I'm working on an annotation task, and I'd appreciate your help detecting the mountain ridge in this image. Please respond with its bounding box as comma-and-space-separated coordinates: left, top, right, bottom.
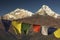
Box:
36, 5, 60, 18
2, 8, 34, 20
1, 5, 60, 20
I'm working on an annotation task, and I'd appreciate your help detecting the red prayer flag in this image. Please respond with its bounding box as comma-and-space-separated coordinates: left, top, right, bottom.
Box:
33, 25, 41, 32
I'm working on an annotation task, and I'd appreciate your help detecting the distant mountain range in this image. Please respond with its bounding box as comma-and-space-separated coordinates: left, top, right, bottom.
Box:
1, 5, 60, 20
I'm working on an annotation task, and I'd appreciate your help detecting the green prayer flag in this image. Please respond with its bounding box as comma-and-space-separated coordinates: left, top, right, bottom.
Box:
22, 23, 31, 34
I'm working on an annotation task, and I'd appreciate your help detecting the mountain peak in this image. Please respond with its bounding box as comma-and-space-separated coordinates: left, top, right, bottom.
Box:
42, 5, 48, 9
37, 5, 54, 13
14, 8, 20, 12
36, 5, 60, 18
2, 8, 34, 20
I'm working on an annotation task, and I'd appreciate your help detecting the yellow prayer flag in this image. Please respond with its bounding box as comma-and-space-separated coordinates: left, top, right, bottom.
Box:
54, 29, 60, 38
11, 21, 21, 34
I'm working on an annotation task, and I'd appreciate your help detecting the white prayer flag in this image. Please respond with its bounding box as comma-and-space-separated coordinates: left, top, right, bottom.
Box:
41, 26, 48, 35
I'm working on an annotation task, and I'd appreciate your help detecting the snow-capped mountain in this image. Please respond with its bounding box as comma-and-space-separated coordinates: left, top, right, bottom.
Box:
1, 5, 60, 20
36, 5, 60, 18
2, 8, 34, 20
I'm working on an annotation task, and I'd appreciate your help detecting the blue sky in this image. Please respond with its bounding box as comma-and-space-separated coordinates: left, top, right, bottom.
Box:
0, 0, 60, 15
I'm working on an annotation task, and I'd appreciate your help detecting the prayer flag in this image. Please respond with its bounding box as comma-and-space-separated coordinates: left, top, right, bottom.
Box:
2, 19, 11, 32
54, 29, 60, 38
21, 23, 31, 34
41, 26, 48, 35
48, 27, 57, 35
11, 21, 22, 34
33, 24, 41, 33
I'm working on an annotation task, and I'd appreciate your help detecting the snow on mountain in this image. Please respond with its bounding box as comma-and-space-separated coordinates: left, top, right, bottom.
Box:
1, 5, 60, 20
2, 8, 34, 20
36, 5, 60, 18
